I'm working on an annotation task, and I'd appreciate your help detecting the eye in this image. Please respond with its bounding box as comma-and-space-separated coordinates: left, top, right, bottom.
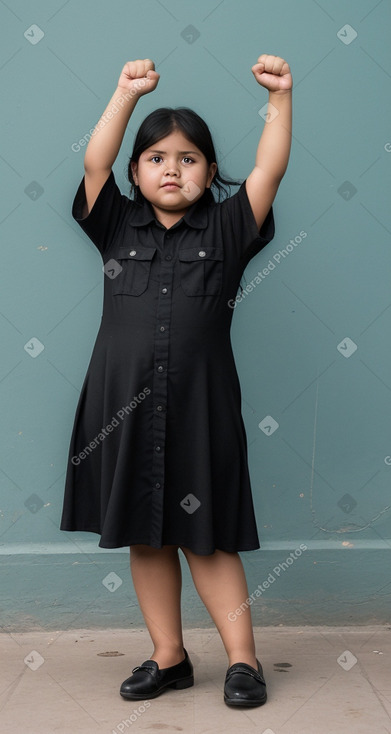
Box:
149, 155, 195, 164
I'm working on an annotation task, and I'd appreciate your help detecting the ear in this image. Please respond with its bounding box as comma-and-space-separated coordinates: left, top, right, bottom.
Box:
206, 162, 217, 188
131, 161, 139, 185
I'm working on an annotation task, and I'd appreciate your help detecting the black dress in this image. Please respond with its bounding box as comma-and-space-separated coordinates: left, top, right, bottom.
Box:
60, 171, 275, 554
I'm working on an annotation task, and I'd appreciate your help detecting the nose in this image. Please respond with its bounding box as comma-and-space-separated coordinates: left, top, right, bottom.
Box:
164, 160, 180, 175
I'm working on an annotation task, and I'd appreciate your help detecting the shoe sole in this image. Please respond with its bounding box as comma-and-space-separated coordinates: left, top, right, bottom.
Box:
224, 693, 267, 707
120, 675, 194, 700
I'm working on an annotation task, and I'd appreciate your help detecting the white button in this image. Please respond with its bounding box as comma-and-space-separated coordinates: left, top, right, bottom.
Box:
198, 250, 206, 257
129, 250, 136, 256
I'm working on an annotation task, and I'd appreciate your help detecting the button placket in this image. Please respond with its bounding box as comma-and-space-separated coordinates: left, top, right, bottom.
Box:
150, 231, 175, 545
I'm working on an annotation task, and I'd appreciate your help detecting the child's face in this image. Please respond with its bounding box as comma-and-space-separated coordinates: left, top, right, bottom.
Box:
131, 130, 217, 218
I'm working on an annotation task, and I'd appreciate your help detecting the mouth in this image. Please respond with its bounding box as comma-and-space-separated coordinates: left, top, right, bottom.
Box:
162, 183, 180, 188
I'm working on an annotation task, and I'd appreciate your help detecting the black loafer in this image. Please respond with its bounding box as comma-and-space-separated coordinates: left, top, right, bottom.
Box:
224, 659, 267, 707
120, 648, 194, 700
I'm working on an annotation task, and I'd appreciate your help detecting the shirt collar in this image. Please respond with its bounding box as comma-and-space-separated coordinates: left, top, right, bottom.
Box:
127, 188, 212, 230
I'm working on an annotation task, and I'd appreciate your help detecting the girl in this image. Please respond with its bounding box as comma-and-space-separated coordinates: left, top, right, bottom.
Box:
61, 55, 292, 707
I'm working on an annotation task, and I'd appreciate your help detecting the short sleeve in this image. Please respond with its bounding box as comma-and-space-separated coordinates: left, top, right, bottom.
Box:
221, 179, 275, 265
71, 169, 131, 256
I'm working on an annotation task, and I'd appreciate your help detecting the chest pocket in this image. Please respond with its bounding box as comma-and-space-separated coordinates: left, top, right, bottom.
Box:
112, 245, 157, 296
178, 246, 224, 296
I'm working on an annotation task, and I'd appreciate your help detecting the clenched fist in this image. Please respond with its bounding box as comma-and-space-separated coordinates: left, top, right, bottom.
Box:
251, 54, 292, 93
117, 59, 160, 97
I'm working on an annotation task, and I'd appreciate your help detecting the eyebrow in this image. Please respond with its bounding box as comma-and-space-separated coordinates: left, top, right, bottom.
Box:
148, 149, 201, 156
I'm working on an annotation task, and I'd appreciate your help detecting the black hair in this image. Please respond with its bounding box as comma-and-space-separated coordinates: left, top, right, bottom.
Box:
126, 106, 243, 205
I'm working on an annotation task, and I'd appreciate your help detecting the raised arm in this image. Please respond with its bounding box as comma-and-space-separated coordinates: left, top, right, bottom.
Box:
81, 59, 160, 216
245, 54, 293, 230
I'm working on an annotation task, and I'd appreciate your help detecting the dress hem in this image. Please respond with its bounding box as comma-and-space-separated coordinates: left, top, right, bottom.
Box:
60, 526, 260, 554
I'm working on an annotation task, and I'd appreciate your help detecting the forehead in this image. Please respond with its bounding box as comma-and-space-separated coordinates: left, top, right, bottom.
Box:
144, 130, 202, 155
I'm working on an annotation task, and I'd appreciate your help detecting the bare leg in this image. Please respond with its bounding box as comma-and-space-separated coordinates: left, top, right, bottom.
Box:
180, 547, 258, 669
129, 544, 185, 669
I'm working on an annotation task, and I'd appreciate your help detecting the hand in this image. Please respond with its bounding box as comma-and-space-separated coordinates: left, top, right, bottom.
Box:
251, 54, 292, 93
117, 59, 160, 97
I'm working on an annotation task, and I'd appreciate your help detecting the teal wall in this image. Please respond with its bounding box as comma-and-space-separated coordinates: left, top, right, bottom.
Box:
1, 0, 390, 630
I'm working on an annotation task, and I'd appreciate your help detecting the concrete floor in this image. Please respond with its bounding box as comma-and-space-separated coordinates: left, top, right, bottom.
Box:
1, 626, 390, 734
